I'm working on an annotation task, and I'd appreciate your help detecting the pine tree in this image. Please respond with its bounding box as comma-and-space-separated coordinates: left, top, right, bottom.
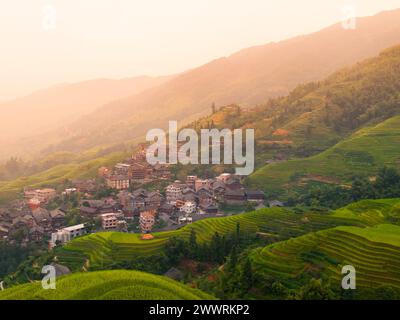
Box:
189, 229, 198, 258
211, 102, 216, 114
225, 246, 238, 272
235, 222, 241, 244
239, 258, 253, 292
210, 232, 223, 263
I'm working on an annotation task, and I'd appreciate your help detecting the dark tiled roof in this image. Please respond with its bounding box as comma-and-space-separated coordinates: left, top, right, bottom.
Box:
245, 190, 265, 197
225, 189, 246, 197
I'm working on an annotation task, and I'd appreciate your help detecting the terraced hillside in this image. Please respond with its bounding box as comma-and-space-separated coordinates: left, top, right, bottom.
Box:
249, 224, 400, 299
3, 44, 400, 204
248, 115, 400, 198
0, 270, 214, 300
57, 206, 372, 270
331, 198, 400, 225
0, 147, 133, 204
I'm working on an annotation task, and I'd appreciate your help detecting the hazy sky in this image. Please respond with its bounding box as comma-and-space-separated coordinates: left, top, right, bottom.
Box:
1, 0, 399, 100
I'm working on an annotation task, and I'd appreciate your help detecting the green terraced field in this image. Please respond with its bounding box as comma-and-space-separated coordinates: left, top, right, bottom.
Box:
0, 150, 130, 204
248, 115, 400, 198
0, 270, 214, 300
331, 199, 400, 225
57, 205, 371, 270
249, 223, 400, 297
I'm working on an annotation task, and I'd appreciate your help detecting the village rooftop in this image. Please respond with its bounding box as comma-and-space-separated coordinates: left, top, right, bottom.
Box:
146, 121, 255, 175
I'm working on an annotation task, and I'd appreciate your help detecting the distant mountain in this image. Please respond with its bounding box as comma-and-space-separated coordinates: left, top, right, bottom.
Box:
0, 75, 173, 159
2, 43, 400, 203
246, 44, 400, 198
48, 9, 400, 153
2, 9, 400, 201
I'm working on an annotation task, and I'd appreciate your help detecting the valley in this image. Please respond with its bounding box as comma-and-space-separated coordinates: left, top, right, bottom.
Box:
2, 7, 400, 302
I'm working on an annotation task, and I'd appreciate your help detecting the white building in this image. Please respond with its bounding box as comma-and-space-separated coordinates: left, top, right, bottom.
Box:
24, 188, 57, 203
50, 224, 86, 247
180, 201, 197, 215
166, 182, 184, 204
101, 213, 119, 230
139, 210, 156, 233
63, 188, 77, 196
106, 175, 130, 190
178, 215, 193, 225
115, 163, 131, 170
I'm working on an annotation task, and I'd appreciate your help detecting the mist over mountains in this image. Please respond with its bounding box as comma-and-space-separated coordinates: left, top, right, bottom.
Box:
2, 9, 400, 160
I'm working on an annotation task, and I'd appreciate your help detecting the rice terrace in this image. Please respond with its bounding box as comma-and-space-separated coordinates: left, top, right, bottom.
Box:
3, 2, 400, 315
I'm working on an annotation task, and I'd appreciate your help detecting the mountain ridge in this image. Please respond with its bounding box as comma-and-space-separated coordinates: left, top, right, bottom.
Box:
31, 8, 400, 154
0, 75, 174, 159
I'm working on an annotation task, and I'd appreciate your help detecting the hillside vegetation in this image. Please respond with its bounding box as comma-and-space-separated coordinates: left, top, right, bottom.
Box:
0, 150, 130, 204
248, 115, 400, 198
5, 199, 400, 300
3, 32, 400, 203
0, 270, 214, 300
46, 9, 400, 154
3, 11, 400, 198
200, 200, 400, 300
243, 44, 400, 198
248, 223, 400, 299
176, 44, 400, 195
56, 203, 386, 270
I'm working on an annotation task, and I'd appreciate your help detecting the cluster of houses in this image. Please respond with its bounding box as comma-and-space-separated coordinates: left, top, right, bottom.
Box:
0, 171, 270, 246
0, 144, 276, 246
165, 173, 265, 213
0, 189, 67, 244
24, 187, 57, 210
106, 173, 267, 233
98, 144, 172, 190
49, 211, 130, 247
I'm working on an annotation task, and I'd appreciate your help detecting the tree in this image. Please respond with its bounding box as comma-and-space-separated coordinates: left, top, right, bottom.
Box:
235, 222, 241, 244
375, 285, 400, 300
295, 278, 336, 300
351, 176, 374, 201
210, 232, 225, 263
189, 229, 198, 258
211, 102, 216, 114
271, 281, 288, 296
225, 246, 238, 272
239, 258, 253, 292
306, 125, 314, 137
165, 237, 187, 265
82, 201, 91, 207
375, 166, 400, 197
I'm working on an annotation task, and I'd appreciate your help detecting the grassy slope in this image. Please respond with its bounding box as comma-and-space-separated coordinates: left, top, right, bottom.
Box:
2, 46, 400, 203
181, 46, 400, 195
248, 115, 400, 198
57, 201, 392, 270
239, 199, 400, 297
0, 150, 130, 204
331, 198, 400, 225
0, 270, 214, 300
249, 223, 400, 294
